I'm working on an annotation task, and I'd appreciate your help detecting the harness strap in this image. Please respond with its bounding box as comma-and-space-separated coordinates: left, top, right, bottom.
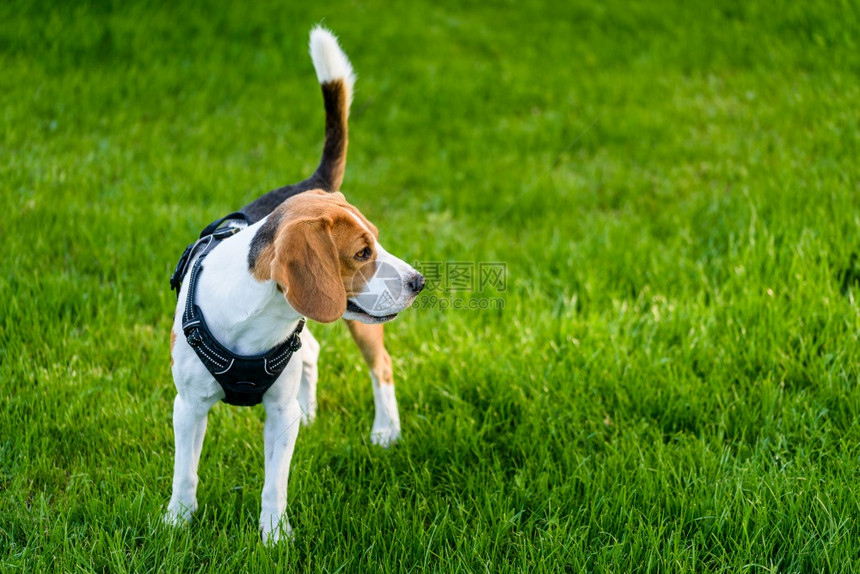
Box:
199, 211, 248, 238
170, 214, 248, 296
172, 214, 305, 407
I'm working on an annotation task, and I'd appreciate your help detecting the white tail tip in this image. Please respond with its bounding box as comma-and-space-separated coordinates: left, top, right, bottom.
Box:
309, 26, 356, 91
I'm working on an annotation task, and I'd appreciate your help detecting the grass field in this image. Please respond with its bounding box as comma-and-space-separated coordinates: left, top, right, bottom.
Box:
3, 0, 860, 571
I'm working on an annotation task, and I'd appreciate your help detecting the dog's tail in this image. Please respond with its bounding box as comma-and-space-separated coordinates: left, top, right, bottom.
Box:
241, 27, 356, 223
308, 26, 355, 192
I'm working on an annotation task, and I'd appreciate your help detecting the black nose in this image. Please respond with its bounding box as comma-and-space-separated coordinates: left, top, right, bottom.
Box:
409, 273, 425, 294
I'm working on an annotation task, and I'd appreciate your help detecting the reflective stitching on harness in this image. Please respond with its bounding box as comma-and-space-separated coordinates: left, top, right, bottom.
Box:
214, 358, 235, 375
199, 337, 229, 365
194, 343, 226, 369
268, 346, 294, 369
182, 236, 214, 319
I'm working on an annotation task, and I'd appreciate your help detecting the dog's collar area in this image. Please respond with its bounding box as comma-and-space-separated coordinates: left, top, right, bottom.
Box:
172, 213, 305, 407
170, 212, 249, 295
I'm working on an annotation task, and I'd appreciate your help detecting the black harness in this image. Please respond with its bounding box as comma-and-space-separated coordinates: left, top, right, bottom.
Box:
170, 213, 304, 407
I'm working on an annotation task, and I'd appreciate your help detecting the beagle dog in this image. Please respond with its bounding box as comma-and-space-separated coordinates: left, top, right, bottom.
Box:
164, 27, 424, 543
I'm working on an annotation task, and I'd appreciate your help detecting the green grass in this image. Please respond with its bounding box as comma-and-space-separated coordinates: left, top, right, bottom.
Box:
3, 0, 860, 571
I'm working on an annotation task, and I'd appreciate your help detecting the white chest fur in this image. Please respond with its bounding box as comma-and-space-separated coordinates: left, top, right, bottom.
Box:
176, 218, 303, 356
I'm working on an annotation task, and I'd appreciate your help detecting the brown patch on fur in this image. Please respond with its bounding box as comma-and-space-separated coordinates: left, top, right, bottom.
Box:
346, 320, 394, 384
170, 329, 176, 366
249, 191, 381, 322
273, 217, 346, 323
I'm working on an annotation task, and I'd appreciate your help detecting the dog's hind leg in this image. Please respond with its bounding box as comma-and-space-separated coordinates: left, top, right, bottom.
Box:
297, 328, 320, 425
164, 393, 218, 526
344, 320, 401, 447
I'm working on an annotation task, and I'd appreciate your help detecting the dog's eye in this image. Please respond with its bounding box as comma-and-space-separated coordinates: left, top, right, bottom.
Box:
354, 247, 372, 261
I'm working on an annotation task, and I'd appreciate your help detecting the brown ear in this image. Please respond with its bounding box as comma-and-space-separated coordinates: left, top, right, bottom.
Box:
272, 217, 346, 323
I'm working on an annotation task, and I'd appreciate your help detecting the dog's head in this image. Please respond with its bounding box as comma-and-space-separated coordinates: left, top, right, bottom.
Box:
249, 190, 424, 324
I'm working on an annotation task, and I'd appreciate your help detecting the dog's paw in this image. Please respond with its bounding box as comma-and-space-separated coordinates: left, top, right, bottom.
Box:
163, 501, 197, 527
370, 426, 401, 448
260, 515, 293, 546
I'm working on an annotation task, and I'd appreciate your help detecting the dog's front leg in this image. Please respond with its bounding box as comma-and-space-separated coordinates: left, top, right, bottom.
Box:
260, 389, 302, 544
345, 320, 401, 447
297, 328, 320, 425
165, 393, 216, 525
